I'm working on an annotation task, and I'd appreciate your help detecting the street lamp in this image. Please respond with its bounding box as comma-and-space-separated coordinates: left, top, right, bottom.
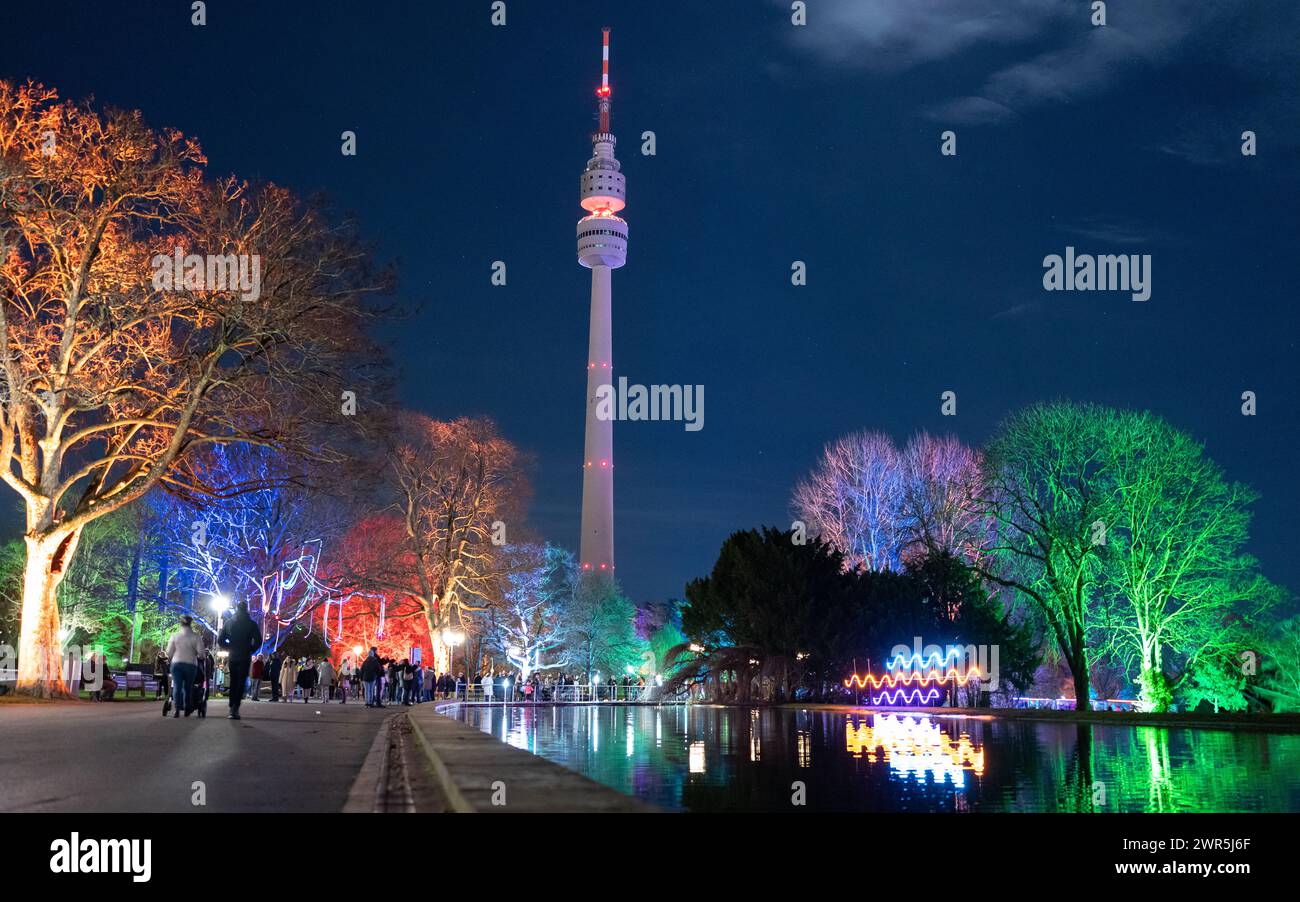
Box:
209, 594, 230, 635
441, 629, 465, 679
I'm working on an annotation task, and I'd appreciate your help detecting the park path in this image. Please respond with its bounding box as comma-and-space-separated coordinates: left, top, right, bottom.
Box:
0, 695, 389, 812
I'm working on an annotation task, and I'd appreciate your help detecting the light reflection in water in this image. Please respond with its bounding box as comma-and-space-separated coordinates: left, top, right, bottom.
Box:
451, 704, 1300, 813
689, 740, 706, 774
845, 714, 985, 785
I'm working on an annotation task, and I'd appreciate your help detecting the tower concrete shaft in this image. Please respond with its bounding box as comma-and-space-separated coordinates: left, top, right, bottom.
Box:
577, 27, 626, 577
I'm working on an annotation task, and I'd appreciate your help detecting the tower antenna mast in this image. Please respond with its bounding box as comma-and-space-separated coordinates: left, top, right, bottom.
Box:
597, 26, 612, 133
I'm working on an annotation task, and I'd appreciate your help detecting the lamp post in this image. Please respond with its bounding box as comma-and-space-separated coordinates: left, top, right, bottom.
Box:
441, 629, 464, 698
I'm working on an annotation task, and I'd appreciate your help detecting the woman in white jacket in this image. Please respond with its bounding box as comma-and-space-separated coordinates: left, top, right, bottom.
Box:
164, 615, 206, 718
337, 658, 354, 704
279, 656, 298, 702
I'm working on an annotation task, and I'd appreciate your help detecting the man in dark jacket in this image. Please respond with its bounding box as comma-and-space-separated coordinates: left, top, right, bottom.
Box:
267, 652, 283, 702
360, 648, 384, 708
217, 601, 262, 720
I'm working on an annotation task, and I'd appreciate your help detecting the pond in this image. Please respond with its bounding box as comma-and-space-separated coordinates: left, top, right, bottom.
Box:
447, 703, 1300, 812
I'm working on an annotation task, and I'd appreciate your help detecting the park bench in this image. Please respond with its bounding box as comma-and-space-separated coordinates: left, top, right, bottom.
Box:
122, 668, 146, 697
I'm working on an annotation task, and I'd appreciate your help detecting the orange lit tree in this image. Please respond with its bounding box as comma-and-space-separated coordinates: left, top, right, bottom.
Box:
347, 414, 528, 657
0, 81, 385, 695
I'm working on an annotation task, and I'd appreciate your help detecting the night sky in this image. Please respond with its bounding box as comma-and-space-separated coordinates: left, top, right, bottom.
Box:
3, 1, 1297, 606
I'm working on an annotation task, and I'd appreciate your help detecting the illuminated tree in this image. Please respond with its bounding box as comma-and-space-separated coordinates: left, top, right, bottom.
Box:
566, 573, 640, 682
352, 414, 527, 652
793, 431, 983, 573
483, 542, 573, 680
326, 513, 427, 663
976, 402, 1113, 709
0, 81, 385, 694
792, 430, 904, 572
147, 443, 365, 649
899, 432, 985, 563
1256, 616, 1300, 713
1095, 410, 1278, 712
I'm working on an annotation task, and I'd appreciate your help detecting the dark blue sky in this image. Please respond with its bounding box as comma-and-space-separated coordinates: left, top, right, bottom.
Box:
3, 1, 1297, 605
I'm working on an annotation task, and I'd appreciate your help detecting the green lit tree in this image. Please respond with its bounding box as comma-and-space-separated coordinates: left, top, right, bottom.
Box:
1095, 410, 1278, 712
976, 402, 1113, 709
565, 576, 641, 682
1256, 616, 1300, 713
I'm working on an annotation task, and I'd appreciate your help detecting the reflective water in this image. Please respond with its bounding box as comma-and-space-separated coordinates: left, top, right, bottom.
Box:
449, 704, 1300, 812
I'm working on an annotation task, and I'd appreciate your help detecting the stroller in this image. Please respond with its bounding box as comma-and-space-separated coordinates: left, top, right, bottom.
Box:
161, 657, 211, 718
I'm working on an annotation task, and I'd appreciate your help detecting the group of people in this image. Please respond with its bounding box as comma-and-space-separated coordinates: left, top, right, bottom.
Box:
355, 649, 459, 708
470, 670, 647, 702
156, 604, 653, 721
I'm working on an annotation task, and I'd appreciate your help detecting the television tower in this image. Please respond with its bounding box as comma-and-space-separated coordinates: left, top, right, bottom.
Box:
577, 26, 627, 578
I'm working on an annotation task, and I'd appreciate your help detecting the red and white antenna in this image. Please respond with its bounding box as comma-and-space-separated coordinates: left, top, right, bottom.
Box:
597, 26, 612, 132
601, 27, 611, 94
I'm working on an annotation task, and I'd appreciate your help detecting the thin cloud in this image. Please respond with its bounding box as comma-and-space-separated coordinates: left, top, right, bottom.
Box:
778, 0, 1294, 152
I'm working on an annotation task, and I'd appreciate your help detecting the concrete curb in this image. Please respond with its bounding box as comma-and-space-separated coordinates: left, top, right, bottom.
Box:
342, 711, 397, 813
407, 704, 661, 813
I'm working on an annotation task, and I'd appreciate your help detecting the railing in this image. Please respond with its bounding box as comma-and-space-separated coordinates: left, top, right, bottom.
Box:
446, 682, 652, 703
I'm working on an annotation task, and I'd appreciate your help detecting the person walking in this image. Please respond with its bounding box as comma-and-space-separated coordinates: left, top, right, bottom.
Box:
164, 615, 205, 718
400, 659, 415, 705
361, 647, 385, 708
297, 658, 318, 703
279, 655, 298, 702
318, 657, 336, 703
248, 654, 264, 702
337, 657, 354, 704
217, 601, 262, 720
267, 652, 283, 702
410, 663, 424, 705
385, 660, 400, 704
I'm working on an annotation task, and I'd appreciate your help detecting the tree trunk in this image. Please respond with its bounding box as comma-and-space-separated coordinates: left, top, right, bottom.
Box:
16, 533, 77, 698
1071, 662, 1090, 713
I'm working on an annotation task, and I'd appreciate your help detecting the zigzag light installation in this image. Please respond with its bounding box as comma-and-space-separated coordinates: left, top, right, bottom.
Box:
843, 650, 983, 705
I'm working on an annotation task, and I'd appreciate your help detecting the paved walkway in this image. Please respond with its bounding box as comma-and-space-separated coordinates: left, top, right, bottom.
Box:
0, 696, 388, 812
0, 696, 660, 813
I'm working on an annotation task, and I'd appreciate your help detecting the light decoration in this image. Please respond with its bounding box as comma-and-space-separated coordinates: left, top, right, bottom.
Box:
845, 714, 985, 784
843, 649, 982, 705
244, 538, 391, 650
